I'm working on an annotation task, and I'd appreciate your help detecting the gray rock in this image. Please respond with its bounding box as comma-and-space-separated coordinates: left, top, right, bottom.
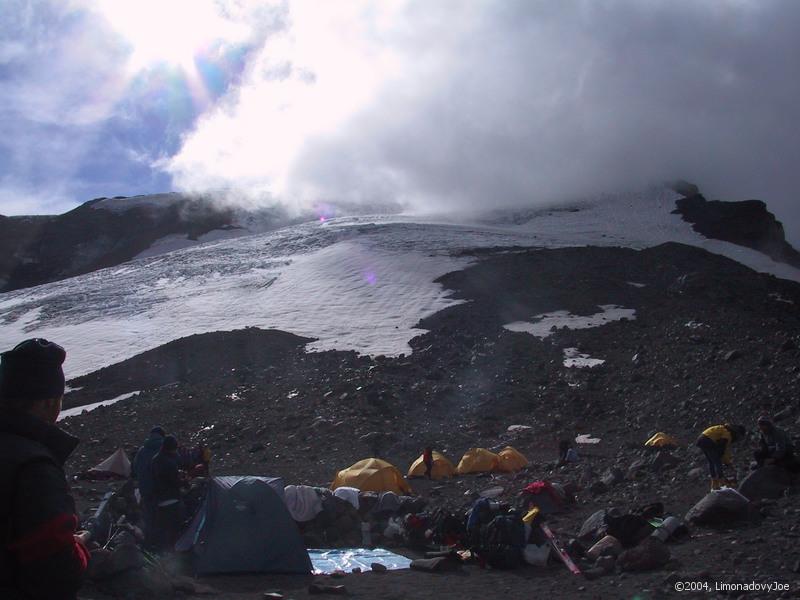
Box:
601, 467, 624, 487
738, 466, 794, 501
618, 537, 670, 572
688, 467, 705, 480
649, 450, 679, 472
586, 535, 622, 560
685, 488, 749, 527
627, 459, 647, 479
589, 480, 609, 496
579, 509, 607, 542
723, 350, 741, 362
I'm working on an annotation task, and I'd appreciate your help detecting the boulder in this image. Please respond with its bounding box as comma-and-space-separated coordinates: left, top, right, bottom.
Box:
685, 488, 749, 527
595, 554, 617, 573
688, 467, 705, 480
649, 450, 679, 472
627, 459, 647, 479
586, 535, 622, 561
600, 467, 624, 487
617, 537, 670, 572
738, 466, 794, 501
578, 509, 607, 542
589, 480, 608, 497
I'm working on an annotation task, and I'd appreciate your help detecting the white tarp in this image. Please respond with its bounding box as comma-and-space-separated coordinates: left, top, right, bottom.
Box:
308, 548, 412, 574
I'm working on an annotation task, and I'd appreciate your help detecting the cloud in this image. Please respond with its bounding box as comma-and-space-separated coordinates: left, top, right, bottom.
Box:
2, 1, 799, 246
0, 0, 276, 214
163, 0, 800, 242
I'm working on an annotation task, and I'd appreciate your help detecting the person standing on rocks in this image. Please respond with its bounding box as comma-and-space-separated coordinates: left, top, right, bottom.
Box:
754, 415, 798, 472
0, 339, 91, 599
696, 423, 745, 491
132, 426, 164, 547
423, 446, 434, 479
151, 435, 185, 552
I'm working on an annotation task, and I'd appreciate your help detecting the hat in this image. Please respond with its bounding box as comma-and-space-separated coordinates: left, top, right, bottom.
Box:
0, 339, 66, 406
726, 423, 746, 441
150, 426, 165, 436
757, 415, 772, 426
162, 435, 178, 452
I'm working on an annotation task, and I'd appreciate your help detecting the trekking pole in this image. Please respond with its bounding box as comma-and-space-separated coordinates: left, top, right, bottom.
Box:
539, 524, 581, 576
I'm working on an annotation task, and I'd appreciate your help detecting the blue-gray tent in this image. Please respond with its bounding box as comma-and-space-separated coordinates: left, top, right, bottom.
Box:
176, 476, 311, 574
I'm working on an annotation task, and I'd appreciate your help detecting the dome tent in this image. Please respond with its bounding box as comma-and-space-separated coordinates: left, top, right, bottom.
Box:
407, 451, 456, 480
175, 476, 311, 575
331, 458, 412, 495
455, 448, 500, 475
496, 446, 529, 472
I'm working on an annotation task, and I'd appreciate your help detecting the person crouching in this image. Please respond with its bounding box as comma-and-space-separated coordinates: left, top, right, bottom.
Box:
754, 415, 799, 473
696, 423, 745, 491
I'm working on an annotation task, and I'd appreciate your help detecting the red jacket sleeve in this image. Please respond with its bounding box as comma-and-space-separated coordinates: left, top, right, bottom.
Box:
8, 459, 88, 599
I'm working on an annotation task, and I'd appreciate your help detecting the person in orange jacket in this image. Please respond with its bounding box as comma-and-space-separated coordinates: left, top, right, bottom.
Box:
696, 423, 745, 491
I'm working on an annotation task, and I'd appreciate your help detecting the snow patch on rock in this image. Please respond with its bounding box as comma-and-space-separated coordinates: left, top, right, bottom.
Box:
58, 391, 140, 420
504, 305, 636, 339
563, 347, 605, 368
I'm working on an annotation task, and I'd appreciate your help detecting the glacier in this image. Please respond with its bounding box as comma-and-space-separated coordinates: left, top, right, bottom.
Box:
1, 186, 799, 379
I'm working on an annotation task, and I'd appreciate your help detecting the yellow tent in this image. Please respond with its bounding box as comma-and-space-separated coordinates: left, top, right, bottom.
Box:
331, 458, 412, 494
496, 446, 529, 472
455, 448, 500, 475
407, 451, 456, 480
644, 432, 681, 448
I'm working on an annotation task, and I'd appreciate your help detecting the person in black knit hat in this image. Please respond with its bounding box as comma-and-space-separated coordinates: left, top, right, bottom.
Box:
0, 339, 90, 599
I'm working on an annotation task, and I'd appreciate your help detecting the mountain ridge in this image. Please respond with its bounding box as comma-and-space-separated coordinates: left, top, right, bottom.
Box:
2, 184, 798, 293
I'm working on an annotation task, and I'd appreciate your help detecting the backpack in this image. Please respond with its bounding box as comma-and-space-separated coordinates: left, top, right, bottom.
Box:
481, 514, 525, 569
428, 508, 465, 546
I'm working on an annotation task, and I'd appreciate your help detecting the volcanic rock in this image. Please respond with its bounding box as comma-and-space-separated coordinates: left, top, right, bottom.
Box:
685, 489, 749, 527
738, 466, 794, 501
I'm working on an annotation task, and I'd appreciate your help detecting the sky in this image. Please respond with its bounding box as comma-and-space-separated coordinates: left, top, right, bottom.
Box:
1, 0, 799, 243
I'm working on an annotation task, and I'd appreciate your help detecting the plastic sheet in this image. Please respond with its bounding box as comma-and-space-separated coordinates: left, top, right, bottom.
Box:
308, 548, 412, 574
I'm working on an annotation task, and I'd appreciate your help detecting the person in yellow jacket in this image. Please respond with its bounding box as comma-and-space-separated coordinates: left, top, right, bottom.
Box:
695, 423, 745, 490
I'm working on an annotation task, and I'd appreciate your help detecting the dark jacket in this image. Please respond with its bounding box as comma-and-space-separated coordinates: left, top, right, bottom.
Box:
759, 425, 794, 459
0, 411, 89, 600
151, 451, 181, 504
133, 433, 163, 499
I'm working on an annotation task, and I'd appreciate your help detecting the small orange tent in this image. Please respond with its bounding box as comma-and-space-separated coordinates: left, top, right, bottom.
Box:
408, 451, 456, 480
331, 458, 412, 494
496, 446, 529, 472
455, 448, 500, 475
644, 432, 681, 448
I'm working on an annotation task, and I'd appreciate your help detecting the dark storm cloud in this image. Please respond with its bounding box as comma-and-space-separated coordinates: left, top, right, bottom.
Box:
273, 1, 800, 242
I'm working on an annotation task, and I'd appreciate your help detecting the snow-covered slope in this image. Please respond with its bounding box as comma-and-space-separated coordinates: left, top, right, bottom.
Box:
1, 186, 798, 379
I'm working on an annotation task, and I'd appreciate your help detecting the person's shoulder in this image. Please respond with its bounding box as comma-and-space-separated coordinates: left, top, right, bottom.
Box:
0, 430, 56, 469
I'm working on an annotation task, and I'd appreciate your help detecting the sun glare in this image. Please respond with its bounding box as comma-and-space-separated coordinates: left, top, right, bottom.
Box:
95, 0, 247, 72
